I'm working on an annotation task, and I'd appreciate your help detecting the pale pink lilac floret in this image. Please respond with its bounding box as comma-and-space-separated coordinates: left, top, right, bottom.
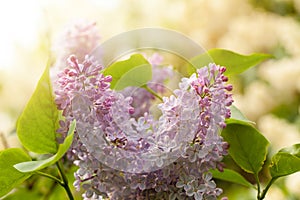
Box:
54, 54, 233, 200
53, 20, 101, 71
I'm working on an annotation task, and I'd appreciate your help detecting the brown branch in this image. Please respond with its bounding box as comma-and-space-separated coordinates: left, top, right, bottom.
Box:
0, 132, 9, 149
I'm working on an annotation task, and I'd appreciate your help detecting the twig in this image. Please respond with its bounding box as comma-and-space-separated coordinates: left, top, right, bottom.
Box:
0, 132, 9, 149
258, 177, 277, 200
56, 161, 74, 200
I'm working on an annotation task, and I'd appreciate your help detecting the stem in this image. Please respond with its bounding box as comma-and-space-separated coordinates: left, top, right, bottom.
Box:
0, 132, 9, 149
143, 85, 163, 101
258, 177, 277, 200
56, 161, 74, 200
35, 171, 64, 186
255, 173, 261, 200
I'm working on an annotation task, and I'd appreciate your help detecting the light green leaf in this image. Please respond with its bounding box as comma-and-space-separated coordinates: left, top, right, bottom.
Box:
188, 48, 273, 76
14, 120, 76, 173
222, 124, 269, 174
17, 64, 59, 154
226, 105, 255, 126
103, 54, 152, 90
279, 143, 300, 158
210, 169, 255, 188
2, 188, 42, 200
0, 148, 32, 197
269, 144, 300, 178
270, 152, 300, 178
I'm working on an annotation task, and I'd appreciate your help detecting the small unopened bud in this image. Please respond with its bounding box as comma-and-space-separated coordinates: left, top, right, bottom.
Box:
220, 66, 226, 73
129, 107, 135, 115
217, 162, 225, 172
104, 75, 112, 82
68, 54, 77, 63
225, 85, 233, 91
203, 87, 210, 94
221, 75, 228, 82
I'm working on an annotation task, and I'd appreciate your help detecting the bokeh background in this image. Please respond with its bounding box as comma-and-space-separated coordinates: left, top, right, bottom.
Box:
0, 0, 300, 199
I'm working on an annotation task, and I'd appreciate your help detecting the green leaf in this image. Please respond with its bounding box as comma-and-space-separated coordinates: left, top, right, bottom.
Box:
210, 169, 255, 188
270, 152, 300, 178
269, 143, 300, 178
279, 143, 300, 158
226, 105, 255, 126
222, 124, 269, 174
103, 54, 152, 90
0, 148, 32, 197
14, 120, 76, 173
3, 188, 42, 200
188, 48, 273, 76
17, 64, 59, 154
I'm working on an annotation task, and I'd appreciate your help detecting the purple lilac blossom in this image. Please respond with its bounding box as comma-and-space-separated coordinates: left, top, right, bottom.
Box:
52, 19, 101, 72
54, 51, 232, 199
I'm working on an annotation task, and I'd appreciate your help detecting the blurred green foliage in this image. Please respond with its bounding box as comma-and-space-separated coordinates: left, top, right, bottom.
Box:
251, 0, 298, 17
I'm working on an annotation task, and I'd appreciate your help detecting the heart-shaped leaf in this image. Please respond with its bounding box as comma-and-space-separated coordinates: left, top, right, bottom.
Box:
14, 120, 76, 173
17, 64, 59, 154
103, 54, 152, 90
0, 148, 32, 197
222, 124, 269, 174
270, 144, 300, 178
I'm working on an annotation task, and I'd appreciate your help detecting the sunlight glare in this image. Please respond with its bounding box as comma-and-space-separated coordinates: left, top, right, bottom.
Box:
0, 0, 42, 70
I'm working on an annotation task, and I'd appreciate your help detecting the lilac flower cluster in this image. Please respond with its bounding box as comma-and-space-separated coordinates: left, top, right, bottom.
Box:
54, 50, 233, 199
52, 20, 101, 71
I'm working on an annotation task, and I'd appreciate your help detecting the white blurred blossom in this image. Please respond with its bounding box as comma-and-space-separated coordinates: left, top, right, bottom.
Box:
218, 12, 280, 54
0, 113, 20, 150
264, 187, 286, 200
234, 81, 277, 121
286, 172, 300, 197
259, 58, 300, 101
257, 114, 300, 153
